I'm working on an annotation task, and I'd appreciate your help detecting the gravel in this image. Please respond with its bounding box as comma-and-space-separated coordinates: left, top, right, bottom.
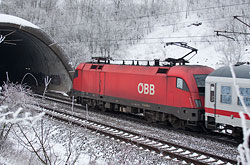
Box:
50, 99, 238, 161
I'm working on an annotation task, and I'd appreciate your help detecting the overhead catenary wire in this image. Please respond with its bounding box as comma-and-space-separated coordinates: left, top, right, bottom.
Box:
10, 37, 249, 48
40, 14, 250, 47
41, 15, 236, 34
3, 2, 249, 48
52, 34, 215, 43
54, 30, 250, 45
42, 15, 246, 41
57, 38, 250, 46
39, 1, 250, 29
47, 34, 214, 47
215, 30, 250, 35
234, 16, 250, 29
36, 2, 250, 48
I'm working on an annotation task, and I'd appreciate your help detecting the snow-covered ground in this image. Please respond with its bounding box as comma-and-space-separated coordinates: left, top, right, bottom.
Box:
0, 101, 237, 165
1, 117, 177, 165
116, 15, 250, 69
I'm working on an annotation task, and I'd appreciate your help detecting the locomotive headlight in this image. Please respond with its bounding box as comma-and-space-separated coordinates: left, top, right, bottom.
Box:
195, 99, 202, 108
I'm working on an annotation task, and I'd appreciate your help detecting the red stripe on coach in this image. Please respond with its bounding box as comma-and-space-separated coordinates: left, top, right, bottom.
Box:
205, 107, 250, 120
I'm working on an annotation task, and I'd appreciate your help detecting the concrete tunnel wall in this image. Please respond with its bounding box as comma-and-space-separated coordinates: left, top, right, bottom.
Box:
0, 18, 74, 93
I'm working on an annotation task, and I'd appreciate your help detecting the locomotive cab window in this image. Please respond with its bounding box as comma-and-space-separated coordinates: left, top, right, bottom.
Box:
74, 70, 78, 78
220, 86, 232, 104
194, 74, 208, 96
237, 87, 250, 107
176, 78, 189, 91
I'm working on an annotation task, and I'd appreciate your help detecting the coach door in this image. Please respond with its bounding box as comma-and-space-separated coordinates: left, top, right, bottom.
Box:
99, 72, 105, 96
210, 83, 217, 116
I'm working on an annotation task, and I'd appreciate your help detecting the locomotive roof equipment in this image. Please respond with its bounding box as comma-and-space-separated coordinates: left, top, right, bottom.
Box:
164, 42, 198, 66
91, 42, 198, 67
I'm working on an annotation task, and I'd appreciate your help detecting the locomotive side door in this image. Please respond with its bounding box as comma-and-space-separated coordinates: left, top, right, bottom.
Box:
99, 72, 105, 96
166, 76, 175, 106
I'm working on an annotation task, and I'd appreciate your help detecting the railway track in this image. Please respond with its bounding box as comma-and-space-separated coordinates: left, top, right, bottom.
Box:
35, 92, 239, 146
36, 92, 237, 165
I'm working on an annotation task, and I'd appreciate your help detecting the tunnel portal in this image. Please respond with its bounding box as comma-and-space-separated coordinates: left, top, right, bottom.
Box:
0, 14, 73, 93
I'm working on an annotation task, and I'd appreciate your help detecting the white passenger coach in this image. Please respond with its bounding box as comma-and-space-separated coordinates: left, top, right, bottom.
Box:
205, 64, 250, 136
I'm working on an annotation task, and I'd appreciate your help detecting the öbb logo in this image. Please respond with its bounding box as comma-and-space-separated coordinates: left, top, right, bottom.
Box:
138, 83, 155, 95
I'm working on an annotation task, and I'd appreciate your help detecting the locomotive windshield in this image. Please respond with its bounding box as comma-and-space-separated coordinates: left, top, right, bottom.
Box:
193, 74, 208, 96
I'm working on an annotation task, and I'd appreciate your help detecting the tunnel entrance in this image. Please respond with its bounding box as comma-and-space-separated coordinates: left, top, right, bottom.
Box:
0, 14, 73, 93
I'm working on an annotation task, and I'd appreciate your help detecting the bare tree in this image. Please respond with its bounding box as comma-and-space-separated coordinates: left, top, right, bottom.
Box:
12, 101, 85, 165
0, 82, 44, 148
217, 41, 244, 65
13, 121, 55, 165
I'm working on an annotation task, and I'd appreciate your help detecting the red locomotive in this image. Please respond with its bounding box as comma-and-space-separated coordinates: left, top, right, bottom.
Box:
71, 56, 214, 130
71, 42, 250, 138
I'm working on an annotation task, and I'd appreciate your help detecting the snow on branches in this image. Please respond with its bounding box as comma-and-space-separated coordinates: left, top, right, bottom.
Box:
0, 82, 44, 125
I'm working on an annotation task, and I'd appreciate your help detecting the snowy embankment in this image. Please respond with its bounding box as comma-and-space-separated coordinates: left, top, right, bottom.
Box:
0, 101, 237, 165
116, 15, 250, 69
1, 116, 175, 165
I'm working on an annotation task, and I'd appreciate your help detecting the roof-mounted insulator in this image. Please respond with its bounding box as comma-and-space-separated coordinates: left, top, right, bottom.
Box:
92, 56, 113, 64
154, 59, 160, 66
235, 62, 250, 66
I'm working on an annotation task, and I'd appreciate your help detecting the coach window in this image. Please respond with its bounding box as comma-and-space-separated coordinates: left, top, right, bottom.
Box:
210, 84, 215, 102
220, 86, 232, 104
238, 87, 250, 107
176, 78, 189, 91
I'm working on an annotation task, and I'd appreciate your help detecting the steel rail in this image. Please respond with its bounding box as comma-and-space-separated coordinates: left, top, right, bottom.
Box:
37, 95, 237, 165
